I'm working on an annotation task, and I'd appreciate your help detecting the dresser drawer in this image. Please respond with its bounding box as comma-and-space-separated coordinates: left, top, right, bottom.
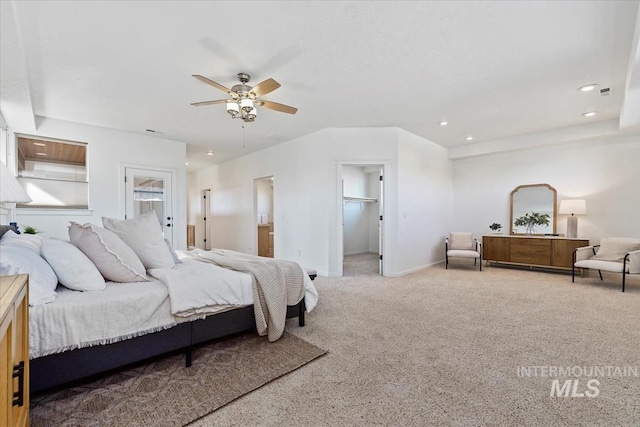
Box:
510, 239, 551, 264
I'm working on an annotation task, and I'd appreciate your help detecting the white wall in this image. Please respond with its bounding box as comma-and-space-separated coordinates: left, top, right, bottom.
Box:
395, 130, 454, 275
188, 127, 454, 277
189, 127, 401, 276
451, 132, 640, 243
3, 117, 188, 248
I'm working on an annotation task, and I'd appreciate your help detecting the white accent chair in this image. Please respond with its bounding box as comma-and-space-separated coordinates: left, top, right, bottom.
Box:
572, 237, 640, 292
445, 232, 482, 271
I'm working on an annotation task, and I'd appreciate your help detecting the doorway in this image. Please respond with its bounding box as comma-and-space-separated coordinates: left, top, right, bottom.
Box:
124, 167, 174, 245
340, 164, 384, 276
254, 176, 274, 257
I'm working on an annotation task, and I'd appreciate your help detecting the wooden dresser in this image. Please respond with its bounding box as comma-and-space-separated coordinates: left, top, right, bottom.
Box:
483, 235, 589, 270
0, 274, 29, 427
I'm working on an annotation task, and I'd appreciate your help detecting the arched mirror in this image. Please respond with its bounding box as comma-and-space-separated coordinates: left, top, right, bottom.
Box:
510, 184, 557, 235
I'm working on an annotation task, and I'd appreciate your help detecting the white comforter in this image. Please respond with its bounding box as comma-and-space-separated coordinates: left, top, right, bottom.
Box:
148, 254, 319, 318
148, 258, 254, 317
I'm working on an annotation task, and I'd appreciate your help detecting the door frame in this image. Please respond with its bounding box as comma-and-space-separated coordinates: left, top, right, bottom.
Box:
119, 163, 177, 245
336, 161, 389, 277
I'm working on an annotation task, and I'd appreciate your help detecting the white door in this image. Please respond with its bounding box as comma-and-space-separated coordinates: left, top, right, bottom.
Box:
378, 170, 384, 275
125, 167, 174, 245
203, 189, 212, 250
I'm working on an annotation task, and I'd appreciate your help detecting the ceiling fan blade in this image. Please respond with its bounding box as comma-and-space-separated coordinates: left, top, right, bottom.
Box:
260, 100, 298, 114
192, 75, 231, 93
251, 78, 281, 97
190, 99, 228, 107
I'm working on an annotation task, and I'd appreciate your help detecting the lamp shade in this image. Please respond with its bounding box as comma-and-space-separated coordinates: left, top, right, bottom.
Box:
559, 199, 587, 216
0, 161, 31, 203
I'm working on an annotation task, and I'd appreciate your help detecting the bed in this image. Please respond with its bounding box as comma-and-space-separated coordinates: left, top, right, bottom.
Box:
0, 218, 318, 394
30, 271, 316, 393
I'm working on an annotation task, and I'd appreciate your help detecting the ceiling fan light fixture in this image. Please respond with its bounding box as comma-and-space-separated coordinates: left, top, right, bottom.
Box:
191, 73, 297, 123
226, 102, 240, 117
240, 98, 254, 113
246, 107, 257, 122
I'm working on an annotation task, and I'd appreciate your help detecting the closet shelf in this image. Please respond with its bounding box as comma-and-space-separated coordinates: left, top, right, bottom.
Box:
343, 196, 377, 204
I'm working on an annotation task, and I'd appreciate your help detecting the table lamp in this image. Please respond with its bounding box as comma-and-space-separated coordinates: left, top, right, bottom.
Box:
559, 199, 586, 238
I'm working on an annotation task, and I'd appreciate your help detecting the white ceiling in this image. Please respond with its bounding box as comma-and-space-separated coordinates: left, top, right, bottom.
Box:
1, 1, 639, 171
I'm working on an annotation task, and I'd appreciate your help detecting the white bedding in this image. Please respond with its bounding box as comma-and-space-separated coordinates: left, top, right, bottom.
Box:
29, 278, 175, 359
148, 255, 318, 317
148, 258, 254, 317
30, 254, 319, 359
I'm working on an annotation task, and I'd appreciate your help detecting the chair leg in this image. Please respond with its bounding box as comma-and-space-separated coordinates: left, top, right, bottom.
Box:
445, 254, 448, 269
572, 264, 575, 282
479, 256, 482, 271
622, 271, 626, 292
598, 270, 603, 280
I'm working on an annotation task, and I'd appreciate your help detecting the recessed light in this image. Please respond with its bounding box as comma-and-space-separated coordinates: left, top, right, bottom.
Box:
185, 162, 189, 166
465, 136, 473, 141
581, 111, 597, 117
578, 84, 598, 92
33, 142, 46, 146
35, 152, 47, 156
439, 121, 448, 126
207, 151, 214, 156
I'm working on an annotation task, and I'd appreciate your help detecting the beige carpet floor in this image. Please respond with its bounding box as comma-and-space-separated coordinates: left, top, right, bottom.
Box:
193, 263, 640, 426
343, 252, 380, 277
30, 332, 326, 427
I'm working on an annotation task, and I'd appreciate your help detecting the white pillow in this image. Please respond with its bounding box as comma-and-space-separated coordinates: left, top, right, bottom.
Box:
41, 238, 106, 291
0, 230, 42, 253
69, 222, 149, 283
449, 232, 474, 250
0, 245, 57, 306
102, 211, 175, 269
592, 237, 640, 262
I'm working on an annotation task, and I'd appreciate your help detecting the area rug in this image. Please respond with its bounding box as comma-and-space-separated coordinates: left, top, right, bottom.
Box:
30, 332, 327, 427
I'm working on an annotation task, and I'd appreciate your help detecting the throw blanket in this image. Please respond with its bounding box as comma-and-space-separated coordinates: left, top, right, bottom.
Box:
192, 249, 306, 342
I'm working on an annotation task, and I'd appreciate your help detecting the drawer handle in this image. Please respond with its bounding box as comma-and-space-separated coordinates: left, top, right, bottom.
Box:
12, 361, 24, 407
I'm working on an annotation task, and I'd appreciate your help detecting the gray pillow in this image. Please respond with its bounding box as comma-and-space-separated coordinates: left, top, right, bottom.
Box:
0, 224, 17, 238
69, 222, 149, 283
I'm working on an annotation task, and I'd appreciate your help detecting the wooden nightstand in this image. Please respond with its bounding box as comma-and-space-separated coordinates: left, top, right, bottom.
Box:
1, 274, 29, 427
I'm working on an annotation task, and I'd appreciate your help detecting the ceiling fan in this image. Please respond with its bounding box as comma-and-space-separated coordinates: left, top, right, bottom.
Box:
191, 72, 298, 122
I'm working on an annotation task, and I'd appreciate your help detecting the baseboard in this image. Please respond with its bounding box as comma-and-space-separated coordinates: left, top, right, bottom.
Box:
344, 250, 375, 256
385, 261, 442, 277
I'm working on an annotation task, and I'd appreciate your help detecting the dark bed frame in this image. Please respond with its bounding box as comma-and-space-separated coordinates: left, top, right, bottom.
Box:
31, 294, 310, 394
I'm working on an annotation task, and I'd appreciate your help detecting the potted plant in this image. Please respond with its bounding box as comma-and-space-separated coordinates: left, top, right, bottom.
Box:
489, 223, 502, 234
22, 225, 41, 235
513, 212, 550, 235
